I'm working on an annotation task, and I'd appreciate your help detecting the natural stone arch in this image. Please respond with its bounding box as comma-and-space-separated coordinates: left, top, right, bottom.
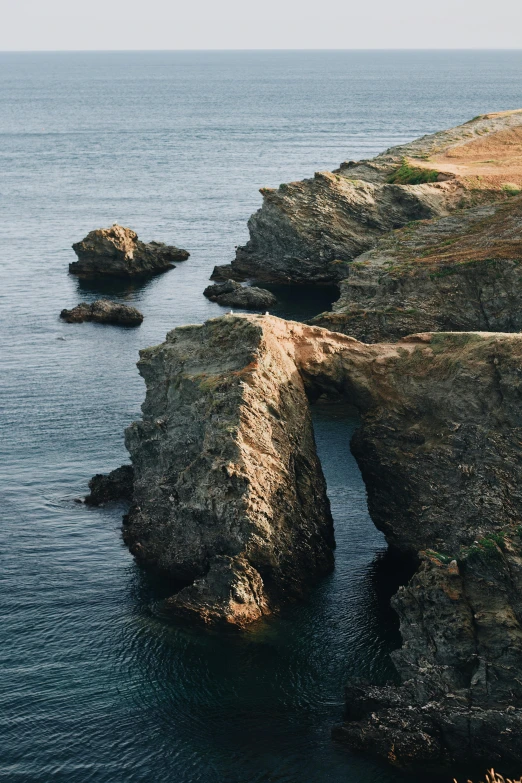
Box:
92, 314, 522, 769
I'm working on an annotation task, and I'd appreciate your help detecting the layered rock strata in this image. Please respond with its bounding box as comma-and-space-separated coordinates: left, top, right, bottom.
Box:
60, 299, 143, 326
203, 280, 277, 310
310, 194, 522, 341
95, 309, 522, 767
69, 224, 189, 278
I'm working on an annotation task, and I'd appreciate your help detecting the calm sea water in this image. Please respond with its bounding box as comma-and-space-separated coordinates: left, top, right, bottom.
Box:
2, 50, 522, 783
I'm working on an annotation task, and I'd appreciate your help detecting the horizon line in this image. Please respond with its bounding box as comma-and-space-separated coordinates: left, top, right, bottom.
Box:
2, 47, 522, 54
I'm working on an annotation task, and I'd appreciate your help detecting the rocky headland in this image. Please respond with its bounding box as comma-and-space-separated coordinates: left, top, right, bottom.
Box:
212, 110, 522, 343
69, 224, 189, 278
96, 313, 522, 768
60, 299, 144, 326
90, 111, 522, 772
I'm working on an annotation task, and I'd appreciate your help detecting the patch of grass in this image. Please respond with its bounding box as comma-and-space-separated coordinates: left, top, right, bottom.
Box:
387, 158, 441, 185
426, 549, 453, 564
502, 183, 522, 197
463, 533, 506, 564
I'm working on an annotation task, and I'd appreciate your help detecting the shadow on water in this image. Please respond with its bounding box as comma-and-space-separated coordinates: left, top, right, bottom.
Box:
112, 401, 423, 782
74, 272, 167, 301
261, 283, 340, 322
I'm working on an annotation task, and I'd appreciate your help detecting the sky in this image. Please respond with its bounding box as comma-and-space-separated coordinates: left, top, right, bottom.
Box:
2, 0, 522, 51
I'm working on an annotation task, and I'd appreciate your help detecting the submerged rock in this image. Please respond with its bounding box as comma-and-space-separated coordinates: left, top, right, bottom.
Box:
203, 280, 277, 310
60, 300, 143, 326
69, 224, 189, 278
85, 465, 134, 506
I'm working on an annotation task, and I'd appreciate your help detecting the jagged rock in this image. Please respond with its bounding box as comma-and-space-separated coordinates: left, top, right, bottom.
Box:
85, 465, 134, 506
122, 316, 335, 628
69, 224, 189, 278
210, 263, 244, 282
310, 196, 522, 341
212, 110, 522, 287
203, 280, 277, 310
60, 300, 144, 326
95, 313, 522, 766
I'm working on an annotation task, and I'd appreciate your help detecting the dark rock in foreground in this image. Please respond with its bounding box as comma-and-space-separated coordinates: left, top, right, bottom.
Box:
60, 299, 143, 326
203, 280, 277, 310
69, 224, 189, 278
85, 465, 134, 506
210, 263, 245, 282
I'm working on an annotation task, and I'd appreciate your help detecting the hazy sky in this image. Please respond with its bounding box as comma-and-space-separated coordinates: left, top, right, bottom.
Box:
2, 0, 522, 51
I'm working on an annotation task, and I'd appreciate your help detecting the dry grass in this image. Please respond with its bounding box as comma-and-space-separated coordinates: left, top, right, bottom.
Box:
412, 126, 522, 190
454, 770, 522, 783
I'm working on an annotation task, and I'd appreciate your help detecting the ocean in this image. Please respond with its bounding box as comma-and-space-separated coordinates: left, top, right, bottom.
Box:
2, 50, 522, 783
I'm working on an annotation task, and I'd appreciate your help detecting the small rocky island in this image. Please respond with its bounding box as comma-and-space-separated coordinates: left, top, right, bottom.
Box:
69, 224, 189, 278
90, 111, 522, 773
60, 299, 144, 326
203, 280, 277, 310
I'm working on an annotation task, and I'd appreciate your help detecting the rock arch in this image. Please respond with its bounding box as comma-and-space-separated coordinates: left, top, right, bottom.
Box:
100, 314, 522, 768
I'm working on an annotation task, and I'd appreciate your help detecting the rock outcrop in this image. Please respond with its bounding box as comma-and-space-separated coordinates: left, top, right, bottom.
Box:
96, 313, 522, 768
60, 299, 144, 326
69, 224, 189, 278
122, 316, 335, 628
211, 110, 522, 306
85, 465, 134, 505
203, 280, 277, 310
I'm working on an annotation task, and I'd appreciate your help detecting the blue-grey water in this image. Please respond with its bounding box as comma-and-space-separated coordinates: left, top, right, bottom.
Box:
2, 50, 522, 783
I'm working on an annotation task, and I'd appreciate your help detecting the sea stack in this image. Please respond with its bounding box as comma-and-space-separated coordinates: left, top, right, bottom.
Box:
69, 224, 189, 279
60, 299, 144, 326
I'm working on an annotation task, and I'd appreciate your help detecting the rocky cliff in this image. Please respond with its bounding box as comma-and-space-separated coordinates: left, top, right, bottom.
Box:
310, 194, 522, 341
212, 110, 522, 291
96, 314, 522, 768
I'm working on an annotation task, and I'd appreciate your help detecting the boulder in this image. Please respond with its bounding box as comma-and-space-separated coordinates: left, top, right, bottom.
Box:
203, 280, 277, 310
69, 224, 189, 278
60, 300, 143, 326
85, 465, 134, 506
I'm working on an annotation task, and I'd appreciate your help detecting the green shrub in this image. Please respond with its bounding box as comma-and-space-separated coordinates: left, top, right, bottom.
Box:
387, 158, 441, 185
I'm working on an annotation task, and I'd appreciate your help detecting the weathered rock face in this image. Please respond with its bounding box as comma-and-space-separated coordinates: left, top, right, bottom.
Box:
60, 299, 144, 326
203, 280, 277, 310
334, 542, 522, 769
213, 111, 522, 287
311, 196, 522, 342
216, 172, 455, 285
69, 224, 189, 278
98, 313, 522, 766
123, 316, 335, 628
